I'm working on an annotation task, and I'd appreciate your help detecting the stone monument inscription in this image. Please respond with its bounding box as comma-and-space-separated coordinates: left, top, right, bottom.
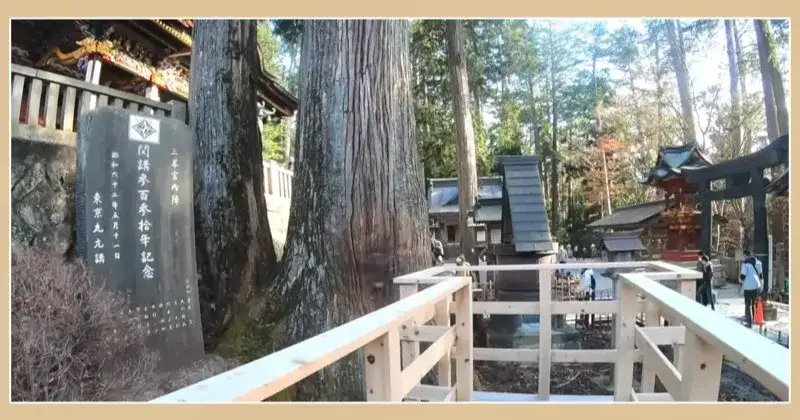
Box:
76, 107, 203, 370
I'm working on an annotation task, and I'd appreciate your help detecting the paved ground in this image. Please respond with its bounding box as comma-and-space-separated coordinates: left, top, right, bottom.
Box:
712, 283, 790, 347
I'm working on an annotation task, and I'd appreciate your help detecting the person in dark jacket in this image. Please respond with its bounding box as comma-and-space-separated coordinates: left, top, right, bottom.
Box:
698, 254, 715, 310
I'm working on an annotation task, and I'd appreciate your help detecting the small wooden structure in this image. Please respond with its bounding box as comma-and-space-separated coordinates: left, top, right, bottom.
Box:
587, 200, 669, 254
683, 135, 789, 294
599, 230, 647, 262
426, 176, 503, 258
639, 142, 711, 261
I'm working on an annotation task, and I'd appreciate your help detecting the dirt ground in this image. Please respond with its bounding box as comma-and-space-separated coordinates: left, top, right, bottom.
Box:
475, 323, 780, 402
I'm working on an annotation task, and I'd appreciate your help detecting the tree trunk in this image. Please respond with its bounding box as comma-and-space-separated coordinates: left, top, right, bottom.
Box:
273, 19, 429, 401
189, 20, 278, 349
732, 21, 751, 153
754, 20, 788, 138
665, 19, 698, 142
445, 20, 479, 260
753, 20, 780, 141
724, 20, 744, 154
548, 22, 560, 234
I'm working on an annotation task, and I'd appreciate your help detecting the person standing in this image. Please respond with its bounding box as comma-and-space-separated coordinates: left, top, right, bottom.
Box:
579, 268, 597, 327
698, 253, 715, 310
740, 250, 764, 328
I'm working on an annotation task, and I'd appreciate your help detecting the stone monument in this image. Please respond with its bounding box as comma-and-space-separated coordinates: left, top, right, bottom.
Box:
75, 107, 204, 371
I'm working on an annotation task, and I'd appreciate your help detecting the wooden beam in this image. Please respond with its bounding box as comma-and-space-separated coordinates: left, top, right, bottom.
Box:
399, 324, 449, 342
634, 326, 682, 396
434, 298, 452, 387
399, 326, 455, 398
638, 326, 686, 346
364, 329, 402, 401
640, 301, 661, 393
472, 301, 539, 315
453, 284, 473, 401
538, 269, 552, 400
612, 280, 637, 401
676, 331, 723, 401
551, 300, 617, 315
399, 284, 420, 369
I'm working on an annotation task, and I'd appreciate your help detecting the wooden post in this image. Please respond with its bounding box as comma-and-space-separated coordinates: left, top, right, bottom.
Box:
363, 328, 402, 401
538, 269, 552, 400
399, 284, 420, 369
676, 331, 723, 401
672, 279, 695, 372
453, 281, 473, 401
435, 298, 452, 386
752, 167, 769, 292
640, 301, 660, 393
613, 279, 637, 401
699, 181, 712, 255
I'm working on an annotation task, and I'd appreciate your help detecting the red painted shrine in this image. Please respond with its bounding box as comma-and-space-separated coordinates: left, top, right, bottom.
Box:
640, 143, 711, 262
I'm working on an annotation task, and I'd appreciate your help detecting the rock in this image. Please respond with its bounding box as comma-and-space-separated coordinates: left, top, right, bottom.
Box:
11, 138, 76, 255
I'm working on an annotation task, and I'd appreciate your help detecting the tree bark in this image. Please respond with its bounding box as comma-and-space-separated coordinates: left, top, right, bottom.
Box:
724, 20, 744, 154
665, 19, 698, 142
754, 20, 788, 138
273, 19, 429, 400
548, 22, 560, 234
189, 20, 278, 349
445, 20, 479, 260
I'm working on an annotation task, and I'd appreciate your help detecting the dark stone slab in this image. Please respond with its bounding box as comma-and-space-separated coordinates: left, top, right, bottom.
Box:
75, 107, 203, 371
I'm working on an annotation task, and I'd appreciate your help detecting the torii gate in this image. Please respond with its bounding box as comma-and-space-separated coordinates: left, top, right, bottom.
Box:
682, 135, 788, 294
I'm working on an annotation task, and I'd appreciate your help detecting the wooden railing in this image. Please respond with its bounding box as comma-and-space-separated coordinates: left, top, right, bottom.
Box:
152, 260, 789, 403
263, 160, 293, 201
10, 63, 186, 146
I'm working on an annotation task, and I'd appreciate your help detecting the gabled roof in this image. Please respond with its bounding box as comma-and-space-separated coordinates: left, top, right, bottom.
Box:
599, 230, 647, 252
587, 199, 670, 230
427, 176, 503, 215
496, 156, 553, 253
640, 142, 712, 186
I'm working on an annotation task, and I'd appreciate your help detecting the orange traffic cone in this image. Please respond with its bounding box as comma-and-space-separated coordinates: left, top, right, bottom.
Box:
754, 297, 765, 325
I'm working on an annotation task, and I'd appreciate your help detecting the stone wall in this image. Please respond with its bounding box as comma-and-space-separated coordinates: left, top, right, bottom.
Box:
11, 138, 76, 255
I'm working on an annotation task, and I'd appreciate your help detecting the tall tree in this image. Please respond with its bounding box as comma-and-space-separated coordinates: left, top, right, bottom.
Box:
547, 21, 561, 232
273, 19, 429, 400
754, 20, 789, 139
665, 19, 698, 142
724, 20, 744, 153
190, 20, 278, 349
445, 20, 479, 259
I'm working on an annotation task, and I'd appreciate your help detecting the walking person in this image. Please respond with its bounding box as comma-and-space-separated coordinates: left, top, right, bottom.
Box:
740, 250, 764, 328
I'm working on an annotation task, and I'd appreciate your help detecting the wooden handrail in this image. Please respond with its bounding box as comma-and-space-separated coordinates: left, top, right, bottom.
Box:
152, 275, 470, 403
149, 260, 787, 403
623, 272, 790, 401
